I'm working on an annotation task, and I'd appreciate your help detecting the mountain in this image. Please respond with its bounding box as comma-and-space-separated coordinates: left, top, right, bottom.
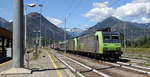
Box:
82, 17, 150, 40
0, 17, 11, 30
26, 12, 70, 41
67, 28, 84, 38
1, 12, 70, 41
147, 23, 150, 28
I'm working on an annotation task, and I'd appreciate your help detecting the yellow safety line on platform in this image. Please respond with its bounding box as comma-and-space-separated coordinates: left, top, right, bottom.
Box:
48, 53, 63, 77
0, 60, 11, 67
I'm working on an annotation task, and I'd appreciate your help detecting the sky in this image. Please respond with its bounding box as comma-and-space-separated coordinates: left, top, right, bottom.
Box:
0, 0, 150, 30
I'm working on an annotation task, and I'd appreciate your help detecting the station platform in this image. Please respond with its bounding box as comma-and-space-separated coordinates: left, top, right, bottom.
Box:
0, 49, 76, 77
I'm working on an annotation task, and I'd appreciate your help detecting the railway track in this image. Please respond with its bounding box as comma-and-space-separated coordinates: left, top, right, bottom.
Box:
121, 56, 149, 60
66, 52, 150, 74
117, 62, 150, 72
120, 56, 150, 68
121, 56, 150, 62
103, 61, 150, 74
51, 52, 110, 77
52, 50, 150, 77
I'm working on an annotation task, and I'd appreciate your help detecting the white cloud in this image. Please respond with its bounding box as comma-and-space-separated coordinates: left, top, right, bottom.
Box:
133, 0, 150, 3
114, 1, 150, 23
46, 17, 63, 25
131, 17, 150, 23
70, 28, 83, 33
83, 1, 150, 23
80, 24, 89, 27
141, 17, 150, 23
83, 2, 114, 22
114, 3, 150, 18
9, 19, 13, 22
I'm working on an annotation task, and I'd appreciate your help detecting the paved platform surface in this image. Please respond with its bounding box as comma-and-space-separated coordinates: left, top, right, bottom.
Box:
0, 60, 12, 73
0, 49, 76, 77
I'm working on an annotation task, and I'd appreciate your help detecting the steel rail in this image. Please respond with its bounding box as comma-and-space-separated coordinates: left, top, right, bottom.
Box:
103, 61, 150, 75
56, 55, 85, 77
54, 53, 111, 77
117, 62, 150, 70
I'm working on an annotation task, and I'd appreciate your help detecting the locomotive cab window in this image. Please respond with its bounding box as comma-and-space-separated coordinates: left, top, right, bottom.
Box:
103, 35, 110, 40
95, 36, 99, 52
112, 35, 119, 40
103, 32, 120, 43
96, 36, 99, 40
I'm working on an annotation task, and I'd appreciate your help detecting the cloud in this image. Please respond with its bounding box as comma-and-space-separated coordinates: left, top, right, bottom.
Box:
133, 0, 150, 3
114, 2, 150, 18
114, 1, 150, 23
46, 17, 63, 25
83, 2, 114, 22
80, 24, 89, 27
83, 1, 150, 23
70, 28, 83, 33
141, 17, 150, 23
9, 19, 13, 22
131, 17, 150, 23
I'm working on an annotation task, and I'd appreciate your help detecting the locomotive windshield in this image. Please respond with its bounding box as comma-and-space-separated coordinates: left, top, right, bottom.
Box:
103, 32, 120, 43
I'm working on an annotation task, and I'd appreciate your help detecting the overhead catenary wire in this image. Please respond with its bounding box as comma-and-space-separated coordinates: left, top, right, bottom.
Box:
64, 0, 82, 19
63, 0, 128, 50
63, 0, 82, 53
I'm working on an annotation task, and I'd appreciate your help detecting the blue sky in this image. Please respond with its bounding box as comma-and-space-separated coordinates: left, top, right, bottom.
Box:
0, 0, 150, 30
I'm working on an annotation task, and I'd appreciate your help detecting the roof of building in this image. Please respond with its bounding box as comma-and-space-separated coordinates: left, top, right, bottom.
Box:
0, 27, 12, 39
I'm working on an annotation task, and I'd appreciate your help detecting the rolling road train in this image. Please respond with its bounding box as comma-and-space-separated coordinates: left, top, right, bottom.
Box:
51, 28, 123, 61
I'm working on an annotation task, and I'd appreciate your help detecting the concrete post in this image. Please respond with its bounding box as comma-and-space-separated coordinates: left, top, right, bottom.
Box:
13, 0, 24, 68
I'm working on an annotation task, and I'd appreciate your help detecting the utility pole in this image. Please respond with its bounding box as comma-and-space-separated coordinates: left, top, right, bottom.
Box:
123, 23, 127, 52
24, 6, 27, 52
33, 30, 40, 55
64, 16, 67, 53
64, 14, 71, 53
24, 3, 36, 51
39, 4, 43, 48
13, 0, 24, 68
36, 31, 39, 55
44, 25, 46, 46
24, 5, 28, 69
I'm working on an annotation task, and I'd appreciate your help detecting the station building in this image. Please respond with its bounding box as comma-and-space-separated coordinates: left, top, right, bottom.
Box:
0, 27, 12, 58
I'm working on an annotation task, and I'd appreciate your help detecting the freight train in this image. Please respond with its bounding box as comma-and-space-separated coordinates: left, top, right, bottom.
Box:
51, 28, 123, 61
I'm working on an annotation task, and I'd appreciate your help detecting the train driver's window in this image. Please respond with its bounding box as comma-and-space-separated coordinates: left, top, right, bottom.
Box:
104, 35, 110, 40
96, 36, 98, 40
95, 36, 99, 52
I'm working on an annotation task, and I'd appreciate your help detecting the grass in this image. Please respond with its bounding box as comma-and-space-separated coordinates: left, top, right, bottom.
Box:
122, 48, 150, 63
144, 63, 150, 67
122, 48, 150, 57
122, 48, 150, 53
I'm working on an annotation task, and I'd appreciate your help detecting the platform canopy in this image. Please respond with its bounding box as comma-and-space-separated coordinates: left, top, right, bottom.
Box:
0, 27, 12, 39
